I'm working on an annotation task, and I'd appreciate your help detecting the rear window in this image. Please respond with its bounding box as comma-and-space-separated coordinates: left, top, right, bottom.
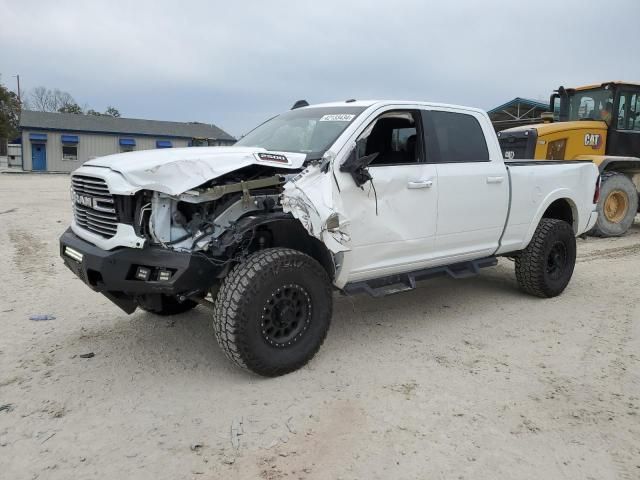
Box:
423, 111, 489, 163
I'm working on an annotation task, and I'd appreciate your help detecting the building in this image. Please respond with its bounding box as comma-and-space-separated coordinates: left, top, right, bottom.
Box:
7, 144, 22, 167
488, 97, 549, 132
19, 110, 235, 172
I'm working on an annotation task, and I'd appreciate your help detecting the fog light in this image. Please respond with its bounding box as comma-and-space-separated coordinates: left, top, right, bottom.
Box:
135, 266, 151, 281
158, 269, 172, 281
64, 246, 84, 262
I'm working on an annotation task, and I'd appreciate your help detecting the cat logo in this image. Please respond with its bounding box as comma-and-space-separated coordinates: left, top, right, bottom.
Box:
584, 133, 602, 149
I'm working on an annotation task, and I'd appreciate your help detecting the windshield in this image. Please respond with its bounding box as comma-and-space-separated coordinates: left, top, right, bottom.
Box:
567, 87, 614, 122
235, 106, 367, 158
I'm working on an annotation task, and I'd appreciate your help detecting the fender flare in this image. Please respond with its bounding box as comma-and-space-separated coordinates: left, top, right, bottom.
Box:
520, 189, 579, 250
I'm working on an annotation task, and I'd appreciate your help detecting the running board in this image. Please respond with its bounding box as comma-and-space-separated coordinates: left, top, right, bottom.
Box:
343, 257, 497, 298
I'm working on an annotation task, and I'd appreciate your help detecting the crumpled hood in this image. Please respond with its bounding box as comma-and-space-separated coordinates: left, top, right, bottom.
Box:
83, 146, 306, 195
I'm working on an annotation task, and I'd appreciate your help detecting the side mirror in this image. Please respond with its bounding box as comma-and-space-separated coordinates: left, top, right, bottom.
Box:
339, 144, 378, 187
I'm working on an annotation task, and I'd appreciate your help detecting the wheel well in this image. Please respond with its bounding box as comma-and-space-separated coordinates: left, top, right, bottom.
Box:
542, 198, 576, 232
250, 218, 336, 280
601, 161, 640, 176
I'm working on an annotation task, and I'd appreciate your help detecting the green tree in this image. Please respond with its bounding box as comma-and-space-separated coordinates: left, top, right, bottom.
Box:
104, 106, 121, 117
58, 102, 83, 114
0, 78, 21, 144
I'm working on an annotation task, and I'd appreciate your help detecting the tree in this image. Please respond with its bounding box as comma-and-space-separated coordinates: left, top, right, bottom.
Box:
58, 102, 83, 114
0, 78, 21, 144
24, 85, 122, 118
104, 106, 121, 117
25, 86, 78, 112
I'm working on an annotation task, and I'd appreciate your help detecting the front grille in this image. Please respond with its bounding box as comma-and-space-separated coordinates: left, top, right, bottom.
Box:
71, 175, 119, 238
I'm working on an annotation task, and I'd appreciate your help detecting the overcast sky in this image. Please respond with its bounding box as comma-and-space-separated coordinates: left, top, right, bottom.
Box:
2, 0, 639, 137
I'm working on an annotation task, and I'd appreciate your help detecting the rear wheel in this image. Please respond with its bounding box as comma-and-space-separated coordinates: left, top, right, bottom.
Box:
590, 172, 638, 237
212, 248, 332, 377
515, 218, 576, 298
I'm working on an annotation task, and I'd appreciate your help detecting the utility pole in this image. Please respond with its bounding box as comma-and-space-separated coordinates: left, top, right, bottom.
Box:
13, 74, 21, 104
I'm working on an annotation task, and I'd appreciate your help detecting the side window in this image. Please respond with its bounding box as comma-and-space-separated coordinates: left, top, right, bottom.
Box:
618, 92, 640, 131
356, 110, 421, 165
422, 110, 489, 163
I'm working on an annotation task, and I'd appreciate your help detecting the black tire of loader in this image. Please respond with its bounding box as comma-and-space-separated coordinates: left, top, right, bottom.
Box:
515, 218, 576, 298
212, 248, 333, 377
590, 172, 638, 237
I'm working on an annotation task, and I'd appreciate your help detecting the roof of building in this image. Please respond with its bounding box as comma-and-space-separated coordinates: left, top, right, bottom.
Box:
19, 110, 235, 141
487, 97, 549, 115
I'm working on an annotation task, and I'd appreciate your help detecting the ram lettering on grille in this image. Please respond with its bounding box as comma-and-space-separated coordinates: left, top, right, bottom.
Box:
71, 175, 119, 238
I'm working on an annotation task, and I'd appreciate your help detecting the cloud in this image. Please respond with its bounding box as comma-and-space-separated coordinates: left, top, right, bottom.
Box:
1, 0, 639, 136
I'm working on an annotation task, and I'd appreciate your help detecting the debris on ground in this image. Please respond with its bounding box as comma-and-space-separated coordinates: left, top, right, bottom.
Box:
29, 314, 56, 321
0, 404, 15, 413
79, 352, 95, 359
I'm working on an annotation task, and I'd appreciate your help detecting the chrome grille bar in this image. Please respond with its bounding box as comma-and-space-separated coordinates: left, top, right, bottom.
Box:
71, 175, 119, 238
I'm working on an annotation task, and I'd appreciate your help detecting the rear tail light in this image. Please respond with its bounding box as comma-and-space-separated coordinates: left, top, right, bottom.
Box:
593, 175, 601, 204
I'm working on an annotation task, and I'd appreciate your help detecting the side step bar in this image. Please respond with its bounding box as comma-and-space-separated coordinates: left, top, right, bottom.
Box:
343, 257, 498, 298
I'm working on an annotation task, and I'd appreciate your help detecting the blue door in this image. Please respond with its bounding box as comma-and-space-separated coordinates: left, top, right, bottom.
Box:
32, 144, 46, 171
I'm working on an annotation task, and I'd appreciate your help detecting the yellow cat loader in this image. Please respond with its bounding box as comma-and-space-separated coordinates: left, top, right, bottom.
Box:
498, 81, 640, 236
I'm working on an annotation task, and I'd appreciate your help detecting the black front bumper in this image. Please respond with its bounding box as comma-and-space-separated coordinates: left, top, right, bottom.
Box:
59, 228, 221, 313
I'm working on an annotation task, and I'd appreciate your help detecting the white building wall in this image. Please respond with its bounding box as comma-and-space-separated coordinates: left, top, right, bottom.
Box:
22, 131, 191, 172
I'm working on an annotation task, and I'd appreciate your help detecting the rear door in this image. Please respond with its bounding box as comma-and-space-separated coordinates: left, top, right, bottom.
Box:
421, 109, 509, 260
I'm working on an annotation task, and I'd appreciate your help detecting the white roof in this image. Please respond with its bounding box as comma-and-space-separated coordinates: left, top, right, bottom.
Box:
304, 100, 487, 115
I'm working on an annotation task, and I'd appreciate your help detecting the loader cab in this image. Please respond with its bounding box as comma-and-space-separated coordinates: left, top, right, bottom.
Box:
551, 82, 640, 157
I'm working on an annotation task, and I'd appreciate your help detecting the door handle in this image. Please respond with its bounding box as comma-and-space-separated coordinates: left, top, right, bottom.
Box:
407, 180, 433, 189
486, 176, 505, 184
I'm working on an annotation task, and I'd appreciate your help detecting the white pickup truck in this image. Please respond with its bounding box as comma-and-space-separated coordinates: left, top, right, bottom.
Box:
60, 100, 600, 376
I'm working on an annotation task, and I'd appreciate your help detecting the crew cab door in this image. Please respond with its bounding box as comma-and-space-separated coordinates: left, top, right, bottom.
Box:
421, 108, 509, 260
335, 108, 438, 281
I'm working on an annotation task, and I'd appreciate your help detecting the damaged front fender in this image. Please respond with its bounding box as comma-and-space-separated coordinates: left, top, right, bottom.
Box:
282, 164, 351, 254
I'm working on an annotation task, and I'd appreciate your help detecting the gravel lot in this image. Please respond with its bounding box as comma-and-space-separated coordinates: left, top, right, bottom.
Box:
1, 173, 639, 480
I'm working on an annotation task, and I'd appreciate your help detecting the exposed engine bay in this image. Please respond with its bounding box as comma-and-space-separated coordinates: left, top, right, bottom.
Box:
137, 165, 297, 255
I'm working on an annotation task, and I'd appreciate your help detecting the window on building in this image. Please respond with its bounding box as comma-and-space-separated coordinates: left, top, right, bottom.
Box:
422, 110, 489, 163
61, 135, 79, 161
156, 140, 172, 148
119, 138, 136, 152
62, 145, 78, 160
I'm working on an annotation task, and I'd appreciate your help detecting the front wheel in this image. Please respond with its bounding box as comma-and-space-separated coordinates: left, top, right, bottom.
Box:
212, 248, 333, 377
515, 218, 576, 298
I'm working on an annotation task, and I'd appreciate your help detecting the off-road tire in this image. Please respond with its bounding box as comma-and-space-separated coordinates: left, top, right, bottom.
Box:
590, 172, 638, 237
137, 295, 199, 316
515, 218, 576, 298
212, 248, 332, 377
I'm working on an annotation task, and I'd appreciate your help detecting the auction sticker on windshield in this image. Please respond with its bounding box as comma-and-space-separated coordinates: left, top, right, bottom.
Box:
319, 114, 356, 122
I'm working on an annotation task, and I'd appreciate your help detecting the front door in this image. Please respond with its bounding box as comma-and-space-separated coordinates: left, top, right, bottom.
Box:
336, 109, 438, 281
31, 143, 47, 171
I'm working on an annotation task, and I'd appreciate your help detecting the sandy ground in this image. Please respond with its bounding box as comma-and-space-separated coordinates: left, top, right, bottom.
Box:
0, 173, 639, 480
